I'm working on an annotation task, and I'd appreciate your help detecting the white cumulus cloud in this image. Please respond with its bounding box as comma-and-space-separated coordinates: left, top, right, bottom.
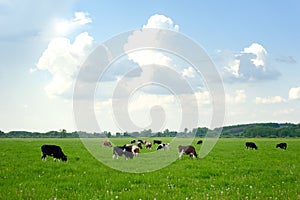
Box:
143, 14, 179, 31
226, 90, 246, 104
289, 87, 300, 100
126, 14, 179, 68
36, 32, 94, 98
255, 96, 286, 104
223, 43, 280, 82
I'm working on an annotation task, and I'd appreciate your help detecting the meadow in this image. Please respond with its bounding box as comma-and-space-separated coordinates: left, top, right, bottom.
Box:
0, 138, 299, 199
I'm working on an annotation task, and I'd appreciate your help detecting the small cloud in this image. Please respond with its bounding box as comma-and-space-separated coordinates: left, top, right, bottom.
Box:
29, 67, 37, 74
226, 90, 246, 104
182, 67, 195, 78
275, 56, 297, 64
242, 43, 267, 67
289, 87, 300, 100
143, 14, 179, 31
54, 12, 92, 36
255, 96, 286, 104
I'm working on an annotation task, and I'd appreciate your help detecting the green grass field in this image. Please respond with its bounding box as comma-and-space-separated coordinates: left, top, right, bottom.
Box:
0, 138, 299, 199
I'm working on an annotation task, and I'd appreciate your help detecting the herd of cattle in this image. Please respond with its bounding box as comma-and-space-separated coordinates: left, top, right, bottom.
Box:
40, 140, 288, 162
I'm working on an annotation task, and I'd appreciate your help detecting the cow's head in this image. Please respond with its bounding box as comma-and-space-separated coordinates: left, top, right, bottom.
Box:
62, 155, 68, 162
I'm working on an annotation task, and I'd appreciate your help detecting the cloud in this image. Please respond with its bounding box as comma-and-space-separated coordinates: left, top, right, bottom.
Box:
36, 32, 94, 98
142, 14, 179, 31
243, 43, 267, 67
121, 14, 204, 96
53, 12, 92, 36
289, 87, 300, 100
222, 43, 280, 82
126, 14, 179, 67
275, 56, 297, 64
226, 90, 246, 104
255, 96, 286, 104
182, 67, 195, 78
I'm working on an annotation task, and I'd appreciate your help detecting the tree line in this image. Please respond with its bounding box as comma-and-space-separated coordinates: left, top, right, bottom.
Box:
0, 123, 299, 138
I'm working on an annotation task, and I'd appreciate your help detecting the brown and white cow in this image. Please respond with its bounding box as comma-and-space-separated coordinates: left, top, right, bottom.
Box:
145, 141, 152, 149
102, 140, 112, 147
178, 145, 197, 159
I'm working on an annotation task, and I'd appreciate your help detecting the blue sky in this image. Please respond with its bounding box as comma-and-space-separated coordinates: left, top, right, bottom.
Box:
0, 0, 299, 132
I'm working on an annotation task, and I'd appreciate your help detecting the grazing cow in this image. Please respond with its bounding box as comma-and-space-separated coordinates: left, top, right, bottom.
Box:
178, 145, 197, 159
196, 140, 203, 144
145, 141, 152, 149
130, 139, 136, 144
137, 141, 143, 149
112, 146, 133, 160
137, 139, 144, 144
153, 140, 162, 145
132, 145, 140, 156
102, 140, 112, 147
157, 143, 170, 151
41, 145, 67, 162
276, 142, 287, 150
245, 142, 258, 150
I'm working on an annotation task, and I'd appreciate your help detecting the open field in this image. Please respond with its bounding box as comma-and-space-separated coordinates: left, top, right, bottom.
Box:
0, 138, 299, 199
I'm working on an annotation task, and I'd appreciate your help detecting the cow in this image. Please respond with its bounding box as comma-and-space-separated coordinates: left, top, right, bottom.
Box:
41, 145, 67, 162
112, 146, 133, 160
137, 141, 143, 149
132, 145, 140, 156
130, 139, 136, 144
102, 140, 112, 147
245, 142, 258, 150
276, 142, 287, 150
137, 139, 144, 144
145, 141, 152, 149
178, 145, 197, 159
153, 140, 162, 145
157, 143, 170, 151
196, 140, 203, 144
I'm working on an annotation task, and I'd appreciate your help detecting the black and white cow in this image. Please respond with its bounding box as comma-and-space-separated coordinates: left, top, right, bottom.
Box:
41, 145, 67, 161
178, 145, 197, 159
112, 146, 133, 160
245, 142, 258, 150
130, 139, 136, 144
137, 139, 144, 144
153, 140, 162, 145
276, 142, 287, 150
196, 140, 203, 144
156, 143, 170, 150
137, 141, 143, 149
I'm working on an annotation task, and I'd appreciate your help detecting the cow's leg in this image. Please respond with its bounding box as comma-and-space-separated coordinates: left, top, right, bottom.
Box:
178, 150, 184, 159
41, 154, 46, 161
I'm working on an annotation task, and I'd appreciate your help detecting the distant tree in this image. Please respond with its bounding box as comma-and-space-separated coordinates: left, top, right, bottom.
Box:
116, 132, 121, 137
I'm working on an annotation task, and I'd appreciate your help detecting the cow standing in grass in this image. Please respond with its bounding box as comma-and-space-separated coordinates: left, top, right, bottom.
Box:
41, 145, 67, 162
178, 145, 197, 159
153, 140, 162, 145
245, 142, 258, 150
276, 142, 287, 150
112, 146, 133, 160
157, 143, 170, 151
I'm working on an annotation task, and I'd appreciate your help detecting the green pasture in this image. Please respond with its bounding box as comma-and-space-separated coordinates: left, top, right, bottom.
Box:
0, 138, 299, 199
